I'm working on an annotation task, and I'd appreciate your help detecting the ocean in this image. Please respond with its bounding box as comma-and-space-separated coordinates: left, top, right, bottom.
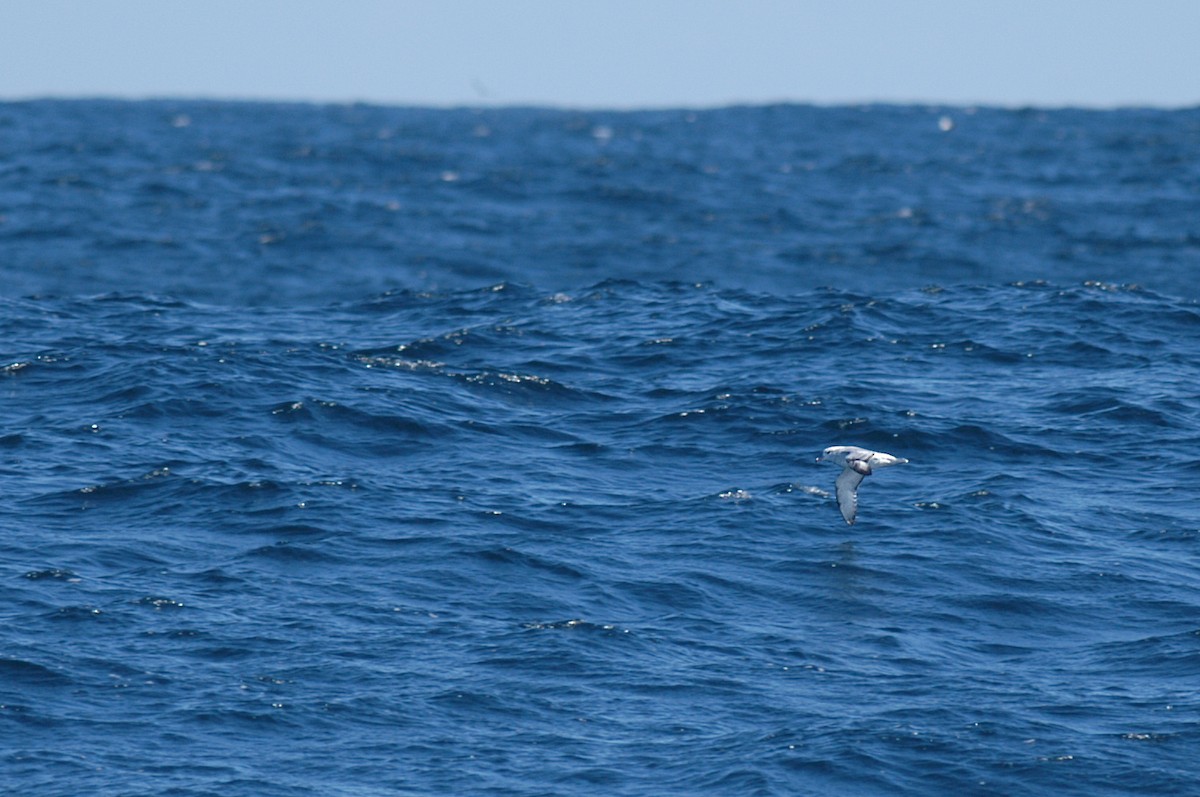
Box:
1, 100, 1198, 796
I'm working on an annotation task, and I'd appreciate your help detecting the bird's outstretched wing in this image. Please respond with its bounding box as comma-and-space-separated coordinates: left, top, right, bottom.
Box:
835, 467, 866, 525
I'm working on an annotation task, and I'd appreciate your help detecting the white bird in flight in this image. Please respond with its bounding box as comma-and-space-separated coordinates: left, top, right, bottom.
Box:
816, 445, 908, 525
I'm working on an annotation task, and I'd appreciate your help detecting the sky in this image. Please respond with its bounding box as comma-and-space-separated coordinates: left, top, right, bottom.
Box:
1, 0, 1198, 109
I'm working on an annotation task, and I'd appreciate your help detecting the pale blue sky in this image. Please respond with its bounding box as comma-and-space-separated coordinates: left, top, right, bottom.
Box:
2, 0, 1197, 108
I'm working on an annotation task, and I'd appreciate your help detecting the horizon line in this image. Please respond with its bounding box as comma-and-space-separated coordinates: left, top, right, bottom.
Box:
2, 93, 1198, 113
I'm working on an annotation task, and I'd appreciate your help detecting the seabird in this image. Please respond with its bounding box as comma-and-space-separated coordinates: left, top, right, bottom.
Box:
816, 445, 908, 525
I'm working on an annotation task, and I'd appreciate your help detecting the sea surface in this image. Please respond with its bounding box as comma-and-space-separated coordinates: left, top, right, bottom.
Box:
1, 100, 1199, 796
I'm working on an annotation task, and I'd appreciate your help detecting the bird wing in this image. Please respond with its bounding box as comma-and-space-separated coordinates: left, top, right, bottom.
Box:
835, 467, 866, 525
846, 450, 873, 475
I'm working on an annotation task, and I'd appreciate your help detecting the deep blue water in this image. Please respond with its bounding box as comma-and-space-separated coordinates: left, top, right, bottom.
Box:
1, 100, 1199, 796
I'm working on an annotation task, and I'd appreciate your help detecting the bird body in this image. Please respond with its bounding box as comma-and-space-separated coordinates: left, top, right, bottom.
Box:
816, 446, 908, 524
